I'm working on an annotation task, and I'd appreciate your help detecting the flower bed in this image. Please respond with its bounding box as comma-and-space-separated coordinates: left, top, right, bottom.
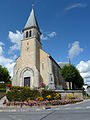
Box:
6, 86, 60, 102
6, 99, 83, 107
6, 86, 83, 107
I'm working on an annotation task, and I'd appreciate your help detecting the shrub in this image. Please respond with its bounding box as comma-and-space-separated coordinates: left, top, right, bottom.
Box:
54, 93, 61, 100
64, 93, 75, 100
6, 86, 40, 102
41, 90, 56, 100
10, 86, 26, 91
6, 86, 61, 102
74, 93, 79, 99
29, 90, 40, 100
68, 93, 75, 100
0, 83, 6, 92
64, 94, 68, 100
0, 83, 6, 88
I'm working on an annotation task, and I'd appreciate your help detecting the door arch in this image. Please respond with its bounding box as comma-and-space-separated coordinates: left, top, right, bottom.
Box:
20, 67, 34, 88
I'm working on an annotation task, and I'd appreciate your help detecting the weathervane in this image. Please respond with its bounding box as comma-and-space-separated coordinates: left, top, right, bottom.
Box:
32, 0, 34, 8
32, 4, 34, 8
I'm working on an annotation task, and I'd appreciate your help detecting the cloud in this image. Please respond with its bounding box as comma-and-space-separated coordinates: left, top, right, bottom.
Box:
0, 41, 4, 46
12, 55, 17, 60
41, 34, 48, 40
65, 3, 87, 12
0, 46, 3, 55
48, 32, 56, 38
77, 60, 90, 84
0, 55, 13, 65
41, 32, 56, 40
5, 62, 16, 77
0, 55, 15, 77
68, 41, 83, 59
77, 60, 90, 73
8, 30, 23, 53
0, 41, 5, 55
0, 41, 16, 77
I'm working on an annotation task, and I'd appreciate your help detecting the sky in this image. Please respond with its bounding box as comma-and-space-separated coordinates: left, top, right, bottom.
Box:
0, 0, 90, 84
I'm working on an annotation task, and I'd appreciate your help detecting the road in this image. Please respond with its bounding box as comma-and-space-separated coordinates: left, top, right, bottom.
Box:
0, 100, 90, 120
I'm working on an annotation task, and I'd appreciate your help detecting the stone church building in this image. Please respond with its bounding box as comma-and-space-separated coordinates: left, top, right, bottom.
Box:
12, 8, 65, 90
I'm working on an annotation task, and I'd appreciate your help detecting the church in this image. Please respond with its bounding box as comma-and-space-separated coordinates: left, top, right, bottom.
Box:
12, 8, 65, 90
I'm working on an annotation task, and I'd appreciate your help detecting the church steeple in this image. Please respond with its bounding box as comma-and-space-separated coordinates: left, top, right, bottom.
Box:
22, 7, 41, 41
23, 8, 40, 32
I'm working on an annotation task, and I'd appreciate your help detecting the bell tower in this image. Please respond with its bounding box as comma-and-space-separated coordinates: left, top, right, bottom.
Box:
22, 8, 41, 42
20, 7, 42, 88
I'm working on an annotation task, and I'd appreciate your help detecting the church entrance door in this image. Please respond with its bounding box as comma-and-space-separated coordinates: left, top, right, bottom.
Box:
24, 77, 30, 87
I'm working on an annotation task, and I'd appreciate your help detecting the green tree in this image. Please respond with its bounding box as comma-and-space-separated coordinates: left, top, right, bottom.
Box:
0, 65, 10, 83
61, 64, 84, 89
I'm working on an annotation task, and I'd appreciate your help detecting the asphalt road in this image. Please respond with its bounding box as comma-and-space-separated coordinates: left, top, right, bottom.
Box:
0, 100, 90, 120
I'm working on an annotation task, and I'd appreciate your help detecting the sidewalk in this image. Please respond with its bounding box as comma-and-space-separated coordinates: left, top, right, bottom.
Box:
0, 105, 53, 112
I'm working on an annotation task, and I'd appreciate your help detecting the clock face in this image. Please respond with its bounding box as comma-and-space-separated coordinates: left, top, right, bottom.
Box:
27, 42, 29, 45
26, 47, 29, 51
26, 42, 29, 51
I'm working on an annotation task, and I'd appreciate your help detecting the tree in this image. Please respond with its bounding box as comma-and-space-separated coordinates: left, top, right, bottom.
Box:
61, 64, 84, 89
0, 65, 11, 83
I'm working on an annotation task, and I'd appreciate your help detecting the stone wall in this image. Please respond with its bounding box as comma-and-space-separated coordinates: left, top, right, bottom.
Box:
50, 56, 64, 89
56, 90, 83, 100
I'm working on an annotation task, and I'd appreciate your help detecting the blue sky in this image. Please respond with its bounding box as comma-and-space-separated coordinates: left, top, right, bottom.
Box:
0, 0, 90, 84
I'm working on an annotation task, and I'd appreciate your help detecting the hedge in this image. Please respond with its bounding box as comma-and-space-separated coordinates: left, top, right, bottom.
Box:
0, 83, 6, 92
41, 90, 57, 100
6, 86, 40, 101
6, 86, 61, 102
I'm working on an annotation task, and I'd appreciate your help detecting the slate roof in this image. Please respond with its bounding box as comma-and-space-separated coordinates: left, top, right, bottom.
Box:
23, 8, 40, 32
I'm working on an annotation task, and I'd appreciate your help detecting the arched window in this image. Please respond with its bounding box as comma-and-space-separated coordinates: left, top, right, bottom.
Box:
26, 31, 28, 38
29, 30, 31, 37
50, 74, 53, 81
42, 63, 44, 70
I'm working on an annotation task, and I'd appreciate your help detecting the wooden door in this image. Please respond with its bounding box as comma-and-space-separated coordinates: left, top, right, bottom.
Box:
24, 77, 30, 87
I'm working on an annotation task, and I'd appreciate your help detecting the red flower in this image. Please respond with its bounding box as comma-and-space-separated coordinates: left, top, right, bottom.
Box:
7, 84, 11, 87
39, 81, 46, 88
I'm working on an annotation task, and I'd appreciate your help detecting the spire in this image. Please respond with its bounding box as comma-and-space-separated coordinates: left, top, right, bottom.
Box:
68, 57, 71, 65
23, 8, 40, 32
